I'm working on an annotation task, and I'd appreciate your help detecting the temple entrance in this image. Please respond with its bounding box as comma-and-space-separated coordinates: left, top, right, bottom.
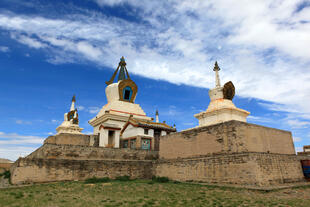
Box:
108, 130, 115, 147
154, 130, 161, 151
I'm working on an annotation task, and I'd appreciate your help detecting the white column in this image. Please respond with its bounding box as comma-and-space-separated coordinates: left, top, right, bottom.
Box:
99, 129, 108, 147
156, 110, 159, 123
114, 131, 120, 148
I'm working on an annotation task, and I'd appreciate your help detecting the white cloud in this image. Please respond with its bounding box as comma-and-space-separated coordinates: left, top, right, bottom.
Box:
51, 119, 60, 124
0, 132, 43, 140
0, 132, 44, 160
286, 119, 310, 129
0, 1, 309, 118
11, 33, 47, 49
293, 137, 302, 142
88, 107, 100, 114
0, 146, 38, 161
295, 146, 303, 153
0, 46, 9, 52
16, 120, 32, 125
77, 106, 85, 111
247, 115, 273, 123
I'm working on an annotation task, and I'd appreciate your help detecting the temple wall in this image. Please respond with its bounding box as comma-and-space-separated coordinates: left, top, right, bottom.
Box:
26, 143, 158, 160
155, 153, 306, 186
44, 134, 99, 147
159, 121, 295, 159
10, 143, 158, 185
0, 163, 12, 173
11, 158, 153, 185
9, 122, 307, 187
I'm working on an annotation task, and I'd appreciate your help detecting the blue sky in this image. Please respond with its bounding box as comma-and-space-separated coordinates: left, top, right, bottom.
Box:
0, 0, 310, 160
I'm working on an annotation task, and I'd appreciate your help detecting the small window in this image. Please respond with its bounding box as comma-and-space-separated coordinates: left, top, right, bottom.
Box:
123, 140, 128, 148
130, 139, 136, 149
144, 129, 149, 135
124, 90, 130, 100
123, 86, 132, 101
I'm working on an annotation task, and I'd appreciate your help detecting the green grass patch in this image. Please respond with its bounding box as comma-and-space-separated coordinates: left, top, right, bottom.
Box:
151, 176, 169, 183
114, 175, 131, 181
1, 180, 310, 207
84, 177, 110, 183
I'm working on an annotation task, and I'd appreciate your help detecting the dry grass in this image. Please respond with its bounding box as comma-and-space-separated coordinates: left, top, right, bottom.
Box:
1, 180, 310, 207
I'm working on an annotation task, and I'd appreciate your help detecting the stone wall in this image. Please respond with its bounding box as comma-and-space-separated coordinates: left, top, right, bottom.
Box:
11, 158, 153, 185
159, 121, 295, 159
44, 133, 99, 147
9, 123, 307, 187
155, 153, 306, 186
0, 163, 12, 173
26, 143, 158, 160
10, 143, 158, 185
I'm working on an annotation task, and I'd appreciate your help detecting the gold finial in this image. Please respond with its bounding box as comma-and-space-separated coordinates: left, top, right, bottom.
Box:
72, 95, 76, 102
213, 61, 220, 71
106, 56, 130, 85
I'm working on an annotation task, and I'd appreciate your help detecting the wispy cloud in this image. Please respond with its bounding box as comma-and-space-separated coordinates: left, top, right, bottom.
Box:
88, 107, 100, 114
0, 46, 9, 52
247, 115, 273, 123
16, 120, 32, 125
0, 132, 44, 145
0, 146, 38, 161
286, 119, 310, 129
0, 1, 309, 119
293, 137, 302, 142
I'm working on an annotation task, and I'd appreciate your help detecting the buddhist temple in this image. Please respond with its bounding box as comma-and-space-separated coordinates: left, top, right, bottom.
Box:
88, 57, 175, 150
194, 62, 250, 127
56, 95, 83, 134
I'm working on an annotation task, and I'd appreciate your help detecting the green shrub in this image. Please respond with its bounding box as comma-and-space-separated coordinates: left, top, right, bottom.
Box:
85, 177, 110, 183
152, 176, 169, 183
0, 170, 11, 179
14, 192, 24, 199
115, 176, 131, 181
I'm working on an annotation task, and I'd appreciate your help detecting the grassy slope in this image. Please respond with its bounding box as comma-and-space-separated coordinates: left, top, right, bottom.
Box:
1, 180, 310, 207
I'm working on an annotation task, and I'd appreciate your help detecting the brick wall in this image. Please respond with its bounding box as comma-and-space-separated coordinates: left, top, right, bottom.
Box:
27, 143, 159, 160
155, 153, 306, 186
44, 134, 99, 147
159, 121, 295, 159
11, 158, 153, 185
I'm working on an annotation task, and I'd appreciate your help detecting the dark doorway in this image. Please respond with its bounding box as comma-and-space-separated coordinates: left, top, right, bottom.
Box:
154, 130, 161, 151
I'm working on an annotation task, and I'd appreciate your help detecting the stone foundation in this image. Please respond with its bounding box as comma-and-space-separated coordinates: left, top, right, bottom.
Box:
11, 158, 153, 185
9, 121, 310, 187
155, 153, 305, 186
159, 121, 295, 159
10, 143, 157, 185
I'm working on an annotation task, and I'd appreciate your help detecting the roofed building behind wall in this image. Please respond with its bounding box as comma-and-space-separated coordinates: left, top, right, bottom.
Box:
88, 57, 175, 150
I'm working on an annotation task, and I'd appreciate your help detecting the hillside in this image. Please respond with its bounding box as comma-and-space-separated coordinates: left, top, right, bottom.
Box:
0, 158, 13, 163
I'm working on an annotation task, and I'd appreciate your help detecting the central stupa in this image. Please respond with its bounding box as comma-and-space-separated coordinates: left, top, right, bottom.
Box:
194, 62, 250, 126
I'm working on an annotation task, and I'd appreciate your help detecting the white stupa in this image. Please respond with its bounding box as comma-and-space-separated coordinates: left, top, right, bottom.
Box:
194, 62, 250, 127
56, 95, 83, 134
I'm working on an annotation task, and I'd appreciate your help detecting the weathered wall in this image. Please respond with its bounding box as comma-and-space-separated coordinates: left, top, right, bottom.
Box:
9, 122, 306, 187
11, 158, 153, 185
0, 163, 12, 173
155, 153, 306, 186
44, 134, 99, 147
26, 143, 158, 160
0, 163, 12, 170
10, 143, 158, 184
159, 121, 295, 159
